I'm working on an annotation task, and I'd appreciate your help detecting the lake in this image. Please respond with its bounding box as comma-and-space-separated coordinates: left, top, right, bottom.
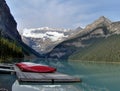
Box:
0, 59, 120, 91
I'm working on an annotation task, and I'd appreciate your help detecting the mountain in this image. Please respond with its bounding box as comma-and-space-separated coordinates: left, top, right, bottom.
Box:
21, 27, 82, 54
45, 16, 120, 61
0, 0, 42, 61
69, 35, 120, 62
69, 20, 120, 62
0, 0, 21, 41
2, 0, 119, 62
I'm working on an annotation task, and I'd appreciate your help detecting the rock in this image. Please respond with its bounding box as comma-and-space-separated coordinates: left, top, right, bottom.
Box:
0, 0, 41, 58
108, 21, 120, 34
0, 0, 21, 41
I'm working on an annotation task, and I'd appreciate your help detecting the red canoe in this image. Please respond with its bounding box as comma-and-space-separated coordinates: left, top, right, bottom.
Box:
16, 62, 56, 73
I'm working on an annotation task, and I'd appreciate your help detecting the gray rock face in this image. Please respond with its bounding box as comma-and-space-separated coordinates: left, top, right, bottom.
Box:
0, 0, 41, 58
45, 16, 120, 59
78, 16, 112, 38
0, 0, 21, 41
85, 16, 111, 31
108, 22, 120, 34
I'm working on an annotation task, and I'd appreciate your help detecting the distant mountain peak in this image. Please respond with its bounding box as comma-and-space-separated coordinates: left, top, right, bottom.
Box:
84, 16, 111, 31
96, 16, 111, 23
76, 27, 83, 30
99, 16, 107, 20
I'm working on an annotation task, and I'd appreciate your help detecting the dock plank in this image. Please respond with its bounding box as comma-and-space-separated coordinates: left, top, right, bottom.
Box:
0, 64, 13, 69
0, 64, 15, 74
0, 68, 15, 74
14, 65, 81, 83
43, 73, 80, 83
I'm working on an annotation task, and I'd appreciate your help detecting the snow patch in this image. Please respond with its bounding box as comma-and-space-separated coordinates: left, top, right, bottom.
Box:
22, 28, 68, 42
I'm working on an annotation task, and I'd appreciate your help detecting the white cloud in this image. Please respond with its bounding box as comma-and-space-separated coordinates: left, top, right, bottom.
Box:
6, 0, 120, 31
6, 0, 94, 30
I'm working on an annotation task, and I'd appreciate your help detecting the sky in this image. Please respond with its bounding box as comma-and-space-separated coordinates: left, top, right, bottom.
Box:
6, 0, 120, 31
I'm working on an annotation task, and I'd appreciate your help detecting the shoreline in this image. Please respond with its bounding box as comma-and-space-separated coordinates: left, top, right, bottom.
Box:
69, 60, 120, 64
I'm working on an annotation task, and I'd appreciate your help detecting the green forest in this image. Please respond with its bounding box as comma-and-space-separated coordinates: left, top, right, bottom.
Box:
69, 35, 120, 62
0, 37, 24, 63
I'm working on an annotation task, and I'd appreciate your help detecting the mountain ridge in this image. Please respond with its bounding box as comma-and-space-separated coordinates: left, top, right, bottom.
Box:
69, 34, 120, 62
44, 16, 120, 60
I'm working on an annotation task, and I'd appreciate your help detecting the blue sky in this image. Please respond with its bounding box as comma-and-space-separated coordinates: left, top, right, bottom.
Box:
6, 0, 120, 31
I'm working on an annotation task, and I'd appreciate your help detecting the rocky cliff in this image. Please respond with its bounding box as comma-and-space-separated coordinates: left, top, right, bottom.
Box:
0, 0, 41, 58
108, 21, 120, 34
0, 0, 21, 41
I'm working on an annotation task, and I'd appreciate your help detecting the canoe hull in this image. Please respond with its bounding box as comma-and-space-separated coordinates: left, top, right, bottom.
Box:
16, 62, 56, 73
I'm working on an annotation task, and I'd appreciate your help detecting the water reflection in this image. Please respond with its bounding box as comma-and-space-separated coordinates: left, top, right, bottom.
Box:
80, 82, 109, 91
0, 74, 16, 91
12, 80, 80, 91
12, 80, 110, 91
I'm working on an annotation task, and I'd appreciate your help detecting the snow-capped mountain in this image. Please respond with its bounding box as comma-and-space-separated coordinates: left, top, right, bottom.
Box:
21, 27, 81, 54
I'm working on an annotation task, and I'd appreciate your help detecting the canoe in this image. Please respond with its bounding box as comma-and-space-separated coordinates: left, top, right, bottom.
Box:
16, 62, 56, 73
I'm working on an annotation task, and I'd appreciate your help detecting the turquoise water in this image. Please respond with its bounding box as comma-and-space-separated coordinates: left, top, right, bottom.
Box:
69, 61, 120, 91
0, 74, 16, 91
1, 60, 120, 91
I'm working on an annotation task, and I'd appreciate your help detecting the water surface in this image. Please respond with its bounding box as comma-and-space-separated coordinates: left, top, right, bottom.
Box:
1, 60, 120, 91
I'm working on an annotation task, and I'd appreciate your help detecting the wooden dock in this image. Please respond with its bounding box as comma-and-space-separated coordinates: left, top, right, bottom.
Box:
0, 68, 15, 74
0, 64, 13, 69
0, 63, 81, 83
0, 64, 15, 74
14, 65, 81, 83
